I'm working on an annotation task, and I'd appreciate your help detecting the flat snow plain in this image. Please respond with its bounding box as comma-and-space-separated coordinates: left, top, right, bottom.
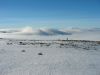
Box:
0, 38, 100, 75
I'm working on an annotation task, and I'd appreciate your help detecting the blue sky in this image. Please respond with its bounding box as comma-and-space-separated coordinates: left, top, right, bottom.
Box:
0, 0, 100, 28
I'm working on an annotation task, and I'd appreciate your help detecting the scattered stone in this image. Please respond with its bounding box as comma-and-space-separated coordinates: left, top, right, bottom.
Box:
21, 50, 26, 52
38, 52, 43, 55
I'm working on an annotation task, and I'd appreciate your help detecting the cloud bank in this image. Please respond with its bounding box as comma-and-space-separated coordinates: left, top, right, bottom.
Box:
0, 26, 100, 36
0, 26, 72, 36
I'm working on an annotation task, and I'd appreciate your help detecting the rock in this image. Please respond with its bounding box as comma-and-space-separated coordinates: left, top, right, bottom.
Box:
38, 52, 43, 55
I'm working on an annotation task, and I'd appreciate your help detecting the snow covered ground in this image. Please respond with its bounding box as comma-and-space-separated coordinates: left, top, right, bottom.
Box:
0, 38, 100, 75
0, 27, 100, 75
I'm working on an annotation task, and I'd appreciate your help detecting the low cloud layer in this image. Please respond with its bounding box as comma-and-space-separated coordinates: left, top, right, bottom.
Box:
0, 26, 72, 36
0, 26, 100, 36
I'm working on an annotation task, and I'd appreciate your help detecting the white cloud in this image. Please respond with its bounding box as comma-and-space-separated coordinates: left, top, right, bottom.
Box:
0, 26, 100, 36
21, 26, 33, 33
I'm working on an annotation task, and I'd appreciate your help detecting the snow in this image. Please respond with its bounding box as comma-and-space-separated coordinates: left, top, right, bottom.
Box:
0, 38, 100, 75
